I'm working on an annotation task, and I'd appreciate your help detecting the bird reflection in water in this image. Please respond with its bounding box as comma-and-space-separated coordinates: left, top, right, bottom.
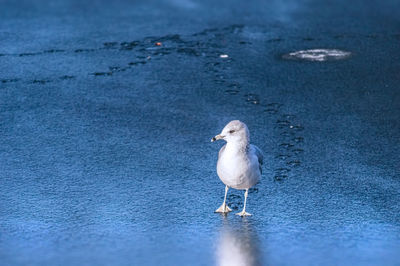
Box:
216, 216, 262, 266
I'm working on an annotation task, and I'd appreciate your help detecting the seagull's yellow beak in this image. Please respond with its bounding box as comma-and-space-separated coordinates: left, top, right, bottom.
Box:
211, 134, 224, 142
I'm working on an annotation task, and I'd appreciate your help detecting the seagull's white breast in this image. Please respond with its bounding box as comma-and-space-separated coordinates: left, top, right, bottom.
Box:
217, 144, 260, 190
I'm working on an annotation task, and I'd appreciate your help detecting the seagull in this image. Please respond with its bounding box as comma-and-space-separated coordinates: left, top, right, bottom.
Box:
211, 120, 263, 216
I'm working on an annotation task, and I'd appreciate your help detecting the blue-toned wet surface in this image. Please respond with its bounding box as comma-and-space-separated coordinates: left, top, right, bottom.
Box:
1, 0, 400, 265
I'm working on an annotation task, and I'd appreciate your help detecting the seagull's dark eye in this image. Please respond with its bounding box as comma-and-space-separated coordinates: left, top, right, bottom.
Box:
229, 130, 235, 134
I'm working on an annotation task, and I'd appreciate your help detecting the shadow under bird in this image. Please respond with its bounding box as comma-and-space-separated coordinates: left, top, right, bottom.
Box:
211, 120, 263, 216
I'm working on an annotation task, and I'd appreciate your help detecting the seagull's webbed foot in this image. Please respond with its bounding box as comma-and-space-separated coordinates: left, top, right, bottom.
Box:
215, 203, 232, 213
235, 210, 252, 217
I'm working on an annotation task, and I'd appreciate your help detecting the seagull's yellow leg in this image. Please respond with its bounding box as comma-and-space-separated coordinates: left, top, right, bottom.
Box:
215, 185, 232, 213
236, 189, 251, 216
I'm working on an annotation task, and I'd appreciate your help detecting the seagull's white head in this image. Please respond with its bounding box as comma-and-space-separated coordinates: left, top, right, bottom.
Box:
211, 120, 250, 144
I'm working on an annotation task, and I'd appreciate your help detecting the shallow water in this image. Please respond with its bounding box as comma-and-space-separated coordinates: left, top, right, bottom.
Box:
1, 0, 400, 265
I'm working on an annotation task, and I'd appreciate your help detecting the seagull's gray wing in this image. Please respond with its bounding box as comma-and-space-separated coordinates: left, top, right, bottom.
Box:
251, 144, 264, 174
